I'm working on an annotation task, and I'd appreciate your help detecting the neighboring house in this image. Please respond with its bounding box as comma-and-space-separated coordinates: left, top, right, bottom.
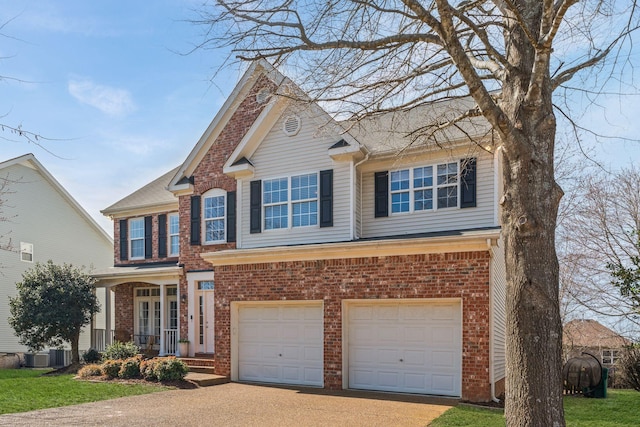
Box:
0, 154, 113, 358
563, 319, 631, 367
93, 61, 506, 403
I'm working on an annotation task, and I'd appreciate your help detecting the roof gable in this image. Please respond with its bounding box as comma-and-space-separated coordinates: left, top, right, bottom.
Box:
563, 319, 631, 349
0, 153, 112, 245
168, 60, 287, 193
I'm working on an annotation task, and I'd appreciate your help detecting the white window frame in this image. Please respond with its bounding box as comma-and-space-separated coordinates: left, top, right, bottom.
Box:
602, 349, 620, 365
202, 189, 226, 244
169, 213, 180, 256
263, 172, 319, 231
129, 218, 145, 260
389, 161, 460, 215
20, 242, 34, 263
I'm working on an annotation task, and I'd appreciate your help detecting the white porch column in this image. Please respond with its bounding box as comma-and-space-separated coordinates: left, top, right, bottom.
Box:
105, 287, 112, 347
159, 283, 166, 355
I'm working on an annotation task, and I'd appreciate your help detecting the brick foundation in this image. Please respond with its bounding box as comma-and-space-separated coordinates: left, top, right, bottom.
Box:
213, 251, 492, 402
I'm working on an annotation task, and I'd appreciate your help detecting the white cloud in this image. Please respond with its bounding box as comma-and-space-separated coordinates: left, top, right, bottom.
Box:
68, 78, 136, 116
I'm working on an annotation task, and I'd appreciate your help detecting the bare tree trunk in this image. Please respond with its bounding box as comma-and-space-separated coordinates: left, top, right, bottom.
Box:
71, 333, 81, 365
500, 10, 565, 420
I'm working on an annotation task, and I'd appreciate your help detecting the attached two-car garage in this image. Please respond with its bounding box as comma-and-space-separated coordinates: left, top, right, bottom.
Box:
232, 299, 462, 397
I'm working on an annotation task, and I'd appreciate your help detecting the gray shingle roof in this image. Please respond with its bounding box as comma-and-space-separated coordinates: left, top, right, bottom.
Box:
345, 98, 494, 155
101, 167, 179, 216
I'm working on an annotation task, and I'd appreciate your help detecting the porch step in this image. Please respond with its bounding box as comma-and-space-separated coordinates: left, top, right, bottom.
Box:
180, 357, 216, 369
184, 372, 229, 387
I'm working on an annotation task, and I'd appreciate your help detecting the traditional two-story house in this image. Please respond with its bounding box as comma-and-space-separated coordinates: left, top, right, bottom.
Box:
93, 60, 506, 403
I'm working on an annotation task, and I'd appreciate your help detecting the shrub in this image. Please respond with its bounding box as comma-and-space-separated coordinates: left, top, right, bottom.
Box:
101, 359, 123, 379
102, 341, 140, 360
82, 348, 102, 364
140, 358, 159, 381
119, 355, 143, 379
620, 347, 640, 391
78, 364, 103, 377
154, 357, 189, 381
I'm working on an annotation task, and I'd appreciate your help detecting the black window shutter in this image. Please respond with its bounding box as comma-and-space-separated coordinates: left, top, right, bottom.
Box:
144, 216, 153, 259
319, 169, 333, 227
158, 214, 167, 258
250, 180, 262, 234
119, 219, 128, 261
227, 191, 237, 243
190, 195, 201, 245
374, 171, 389, 218
460, 158, 477, 208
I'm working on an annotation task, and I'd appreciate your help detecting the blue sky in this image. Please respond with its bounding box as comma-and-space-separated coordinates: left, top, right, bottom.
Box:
1, 1, 639, 237
0, 1, 238, 234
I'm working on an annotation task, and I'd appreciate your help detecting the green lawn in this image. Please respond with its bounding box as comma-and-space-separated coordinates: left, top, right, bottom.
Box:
430, 389, 640, 427
0, 369, 168, 415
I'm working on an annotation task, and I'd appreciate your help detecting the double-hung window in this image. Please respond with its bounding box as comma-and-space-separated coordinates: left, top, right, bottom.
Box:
203, 190, 225, 244
169, 214, 179, 256
264, 177, 289, 229
436, 162, 458, 208
390, 162, 458, 214
129, 218, 145, 259
264, 173, 318, 230
291, 173, 318, 227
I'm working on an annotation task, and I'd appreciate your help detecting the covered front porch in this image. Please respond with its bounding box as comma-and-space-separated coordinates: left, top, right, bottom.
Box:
92, 264, 184, 356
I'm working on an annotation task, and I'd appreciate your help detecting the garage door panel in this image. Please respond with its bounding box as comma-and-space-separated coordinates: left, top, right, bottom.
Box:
404, 349, 426, 365
432, 304, 458, 320
432, 350, 455, 368
304, 325, 322, 340
238, 303, 323, 387
304, 346, 323, 361
348, 301, 461, 397
377, 305, 399, 320
403, 305, 429, 320
378, 326, 400, 342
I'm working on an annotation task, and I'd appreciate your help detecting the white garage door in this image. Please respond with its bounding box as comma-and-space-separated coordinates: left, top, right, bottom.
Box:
348, 300, 461, 396
238, 302, 323, 387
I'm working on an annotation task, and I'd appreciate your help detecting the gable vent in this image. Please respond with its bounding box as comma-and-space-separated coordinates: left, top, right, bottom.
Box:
256, 88, 271, 104
283, 115, 301, 136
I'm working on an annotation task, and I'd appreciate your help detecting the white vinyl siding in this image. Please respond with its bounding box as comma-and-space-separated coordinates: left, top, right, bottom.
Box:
240, 109, 352, 248
490, 237, 507, 383
0, 162, 112, 354
360, 151, 496, 238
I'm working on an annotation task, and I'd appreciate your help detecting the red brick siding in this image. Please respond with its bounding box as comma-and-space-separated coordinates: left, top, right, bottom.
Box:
112, 210, 179, 266
213, 251, 492, 402
178, 74, 277, 273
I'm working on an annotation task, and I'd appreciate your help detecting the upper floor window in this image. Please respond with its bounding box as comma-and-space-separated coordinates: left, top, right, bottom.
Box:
390, 162, 458, 214
169, 214, 180, 256
263, 173, 318, 230
129, 218, 145, 259
203, 189, 226, 244
20, 242, 33, 262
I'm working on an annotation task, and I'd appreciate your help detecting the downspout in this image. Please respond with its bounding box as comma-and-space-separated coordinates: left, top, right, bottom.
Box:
487, 238, 500, 403
353, 153, 370, 240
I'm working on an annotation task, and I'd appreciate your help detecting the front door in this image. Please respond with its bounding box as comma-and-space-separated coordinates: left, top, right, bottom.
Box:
196, 281, 215, 353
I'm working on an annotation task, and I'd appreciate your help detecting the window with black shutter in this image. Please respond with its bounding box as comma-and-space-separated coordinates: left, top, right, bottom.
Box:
158, 214, 167, 258
374, 171, 389, 217
190, 195, 201, 245
319, 169, 333, 227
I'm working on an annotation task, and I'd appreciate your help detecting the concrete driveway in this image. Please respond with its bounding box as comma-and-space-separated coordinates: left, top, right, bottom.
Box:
0, 383, 456, 426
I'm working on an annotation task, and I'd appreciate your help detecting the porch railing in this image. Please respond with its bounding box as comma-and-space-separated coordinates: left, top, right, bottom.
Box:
92, 329, 107, 352
164, 329, 178, 355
